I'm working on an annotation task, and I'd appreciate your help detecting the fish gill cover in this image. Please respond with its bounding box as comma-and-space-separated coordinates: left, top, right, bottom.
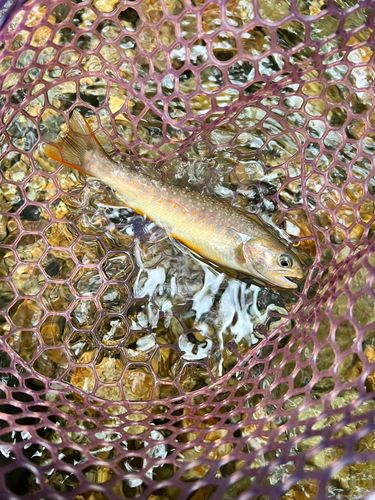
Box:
0, 0, 374, 498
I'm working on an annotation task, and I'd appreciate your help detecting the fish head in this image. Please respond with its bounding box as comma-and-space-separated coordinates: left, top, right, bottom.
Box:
242, 236, 305, 289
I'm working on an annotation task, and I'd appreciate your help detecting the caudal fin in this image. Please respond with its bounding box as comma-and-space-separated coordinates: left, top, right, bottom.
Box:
44, 110, 104, 173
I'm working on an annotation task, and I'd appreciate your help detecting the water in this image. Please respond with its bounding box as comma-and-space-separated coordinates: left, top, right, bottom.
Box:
1, 124, 305, 401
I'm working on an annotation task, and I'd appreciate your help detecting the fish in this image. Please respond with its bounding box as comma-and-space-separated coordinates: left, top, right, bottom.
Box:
44, 111, 305, 289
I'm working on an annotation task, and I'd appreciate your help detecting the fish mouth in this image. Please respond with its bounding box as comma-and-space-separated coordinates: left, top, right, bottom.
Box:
247, 265, 305, 290
268, 270, 305, 289
251, 271, 302, 290
274, 276, 299, 289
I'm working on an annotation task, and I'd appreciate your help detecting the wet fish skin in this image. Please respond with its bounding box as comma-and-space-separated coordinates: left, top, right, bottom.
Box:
44, 111, 305, 289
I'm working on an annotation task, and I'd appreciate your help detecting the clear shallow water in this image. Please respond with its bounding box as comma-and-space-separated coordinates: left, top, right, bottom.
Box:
132, 225, 289, 376
1, 113, 311, 401
68, 145, 305, 397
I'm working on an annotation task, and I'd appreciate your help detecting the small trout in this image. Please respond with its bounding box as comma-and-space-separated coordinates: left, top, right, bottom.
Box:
44, 111, 304, 289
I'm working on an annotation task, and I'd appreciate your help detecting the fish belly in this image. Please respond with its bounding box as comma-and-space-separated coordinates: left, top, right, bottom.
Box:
97, 163, 245, 272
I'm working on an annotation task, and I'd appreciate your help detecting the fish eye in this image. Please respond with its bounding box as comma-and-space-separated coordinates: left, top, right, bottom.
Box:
278, 254, 293, 268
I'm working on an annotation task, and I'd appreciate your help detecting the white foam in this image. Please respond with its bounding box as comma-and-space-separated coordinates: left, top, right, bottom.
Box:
136, 334, 156, 352
179, 333, 213, 361
192, 267, 224, 320
131, 236, 287, 368
133, 240, 166, 299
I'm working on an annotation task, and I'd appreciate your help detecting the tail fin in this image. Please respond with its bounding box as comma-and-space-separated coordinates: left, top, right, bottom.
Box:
44, 110, 104, 173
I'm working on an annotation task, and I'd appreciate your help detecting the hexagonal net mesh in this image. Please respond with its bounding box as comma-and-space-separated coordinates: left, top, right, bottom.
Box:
0, 0, 375, 497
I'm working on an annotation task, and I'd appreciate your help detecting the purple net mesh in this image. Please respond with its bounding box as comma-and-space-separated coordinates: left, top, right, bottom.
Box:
0, 0, 375, 498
